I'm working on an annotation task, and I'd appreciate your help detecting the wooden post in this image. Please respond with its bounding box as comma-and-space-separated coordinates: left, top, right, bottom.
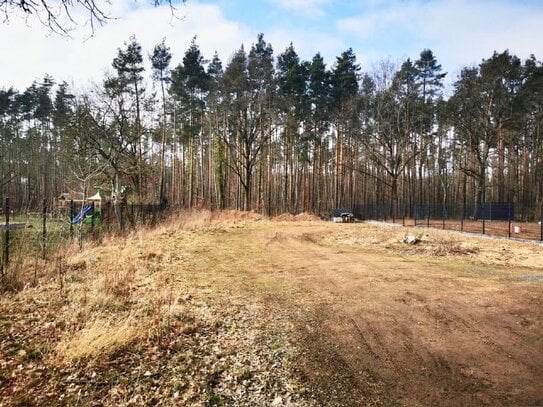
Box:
461, 204, 464, 232
69, 199, 74, 241
482, 203, 486, 235
119, 201, 125, 232
90, 201, 95, 239
508, 202, 512, 239
105, 201, 111, 233
2, 197, 10, 276
42, 199, 47, 261
540, 204, 542, 242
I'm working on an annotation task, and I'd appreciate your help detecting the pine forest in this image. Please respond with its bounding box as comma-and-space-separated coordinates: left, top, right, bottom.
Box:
1, 34, 542, 219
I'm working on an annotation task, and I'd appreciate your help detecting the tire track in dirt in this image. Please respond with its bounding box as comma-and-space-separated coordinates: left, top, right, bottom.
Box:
256, 225, 543, 406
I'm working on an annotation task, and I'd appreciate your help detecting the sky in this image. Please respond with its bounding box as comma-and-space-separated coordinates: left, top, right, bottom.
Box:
1, 0, 542, 92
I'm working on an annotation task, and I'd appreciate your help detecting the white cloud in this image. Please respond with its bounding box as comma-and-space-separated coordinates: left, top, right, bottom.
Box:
1, 0, 542, 92
267, 0, 330, 18
337, 3, 417, 40
0, 1, 253, 91
337, 0, 543, 83
417, 0, 543, 73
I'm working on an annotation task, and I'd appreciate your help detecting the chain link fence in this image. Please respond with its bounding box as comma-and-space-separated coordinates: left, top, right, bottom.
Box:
353, 202, 543, 242
1, 197, 168, 289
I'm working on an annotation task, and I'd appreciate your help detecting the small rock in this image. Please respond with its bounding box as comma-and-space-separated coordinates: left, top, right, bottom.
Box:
271, 396, 283, 406
403, 235, 421, 245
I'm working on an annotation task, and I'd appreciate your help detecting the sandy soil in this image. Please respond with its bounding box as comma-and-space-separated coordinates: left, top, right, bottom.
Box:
240, 222, 543, 406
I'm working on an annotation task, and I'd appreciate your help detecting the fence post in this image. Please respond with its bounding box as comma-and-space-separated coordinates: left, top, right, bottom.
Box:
482, 203, 486, 235
2, 197, 10, 277
508, 202, 512, 239
105, 201, 111, 233
120, 202, 125, 232
540, 204, 542, 242
90, 201, 95, 239
69, 199, 74, 241
42, 199, 47, 261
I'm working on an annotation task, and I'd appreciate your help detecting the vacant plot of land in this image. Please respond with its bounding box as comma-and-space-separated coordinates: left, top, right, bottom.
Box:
257, 224, 543, 406
1, 212, 542, 406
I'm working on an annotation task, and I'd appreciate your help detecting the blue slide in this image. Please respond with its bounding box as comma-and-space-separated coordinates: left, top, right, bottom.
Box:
71, 204, 93, 224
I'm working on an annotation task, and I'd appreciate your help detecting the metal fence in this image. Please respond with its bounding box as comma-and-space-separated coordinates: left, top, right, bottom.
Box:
1, 197, 169, 285
353, 202, 543, 242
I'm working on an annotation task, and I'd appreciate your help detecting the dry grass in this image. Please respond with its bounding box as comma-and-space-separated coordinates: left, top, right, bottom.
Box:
273, 212, 320, 222
161, 209, 265, 231
43, 210, 272, 368
316, 221, 543, 268
54, 317, 140, 363
2, 210, 542, 406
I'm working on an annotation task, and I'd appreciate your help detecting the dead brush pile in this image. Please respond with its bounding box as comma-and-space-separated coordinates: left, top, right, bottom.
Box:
377, 228, 481, 257
402, 236, 481, 257
319, 224, 482, 258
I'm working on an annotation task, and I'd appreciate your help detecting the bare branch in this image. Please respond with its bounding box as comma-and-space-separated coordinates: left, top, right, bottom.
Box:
0, 1, 185, 36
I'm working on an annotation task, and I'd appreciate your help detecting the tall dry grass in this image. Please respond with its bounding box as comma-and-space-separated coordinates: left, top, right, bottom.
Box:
161, 209, 265, 231
8, 209, 311, 365
54, 317, 140, 363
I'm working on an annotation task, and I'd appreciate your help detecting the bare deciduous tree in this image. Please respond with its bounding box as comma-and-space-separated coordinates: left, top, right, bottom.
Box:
0, 0, 181, 35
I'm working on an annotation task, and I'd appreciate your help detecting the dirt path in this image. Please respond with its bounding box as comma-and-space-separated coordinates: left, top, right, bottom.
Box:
221, 223, 543, 406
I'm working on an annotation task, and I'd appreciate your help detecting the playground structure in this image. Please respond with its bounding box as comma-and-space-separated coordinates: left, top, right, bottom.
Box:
71, 204, 99, 224
1, 196, 169, 275
56, 191, 102, 216
55, 191, 103, 224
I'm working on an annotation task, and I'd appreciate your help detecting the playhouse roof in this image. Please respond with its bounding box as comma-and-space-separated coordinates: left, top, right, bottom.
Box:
88, 192, 102, 201
58, 192, 101, 201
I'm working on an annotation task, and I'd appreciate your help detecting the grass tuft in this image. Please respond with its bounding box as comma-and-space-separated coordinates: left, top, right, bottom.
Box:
54, 317, 140, 363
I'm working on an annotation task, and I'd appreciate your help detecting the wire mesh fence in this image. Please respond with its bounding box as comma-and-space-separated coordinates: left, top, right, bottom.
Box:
353, 202, 543, 242
1, 197, 169, 288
